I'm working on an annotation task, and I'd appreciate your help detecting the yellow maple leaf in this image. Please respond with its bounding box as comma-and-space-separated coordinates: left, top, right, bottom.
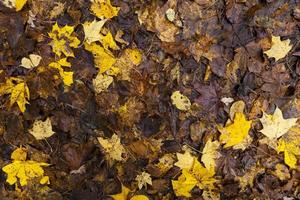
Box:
85, 42, 116, 74
97, 134, 126, 162
174, 151, 195, 170
0, 77, 30, 112
49, 58, 73, 86
130, 195, 149, 200
110, 185, 131, 200
90, 0, 120, 19
2, 0, 27, 11
2, 148, 50, 186
218, 112, 252, 148
264, 36, 292, 61
277, 126, 300, 168
135, 171, 152, 189
171, 91, 191, 111
29, 118, 55, 140
48, 23, 80, 57
100, 31, 119, 50
15, 0, 27, 11
83, 19, 107, 44
260, 107, 297, 140
201, 139, 220, 170
236, 165, 264, 189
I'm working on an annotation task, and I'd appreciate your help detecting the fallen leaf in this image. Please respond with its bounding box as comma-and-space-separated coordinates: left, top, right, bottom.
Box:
0, 77, 30, 112
110, 185, 131, 200
50, 2, 65, 19
48, 23, 80, 57
236, 165, 264, 189
99, 31, 119, 50
49, 58, 73, 86
93, 73, 113, 93
218, 112, 252, 148
20, 54, 42, 69
229, 100, 245, 121
97, 134, 126, 162
2, 148, 50, 186
260, 107, 297, 140
135, 171, 152, 189
130, 195, 149, 200
83, 19, 107, 44
90, 0, 120, 19
171, 91, 191, 111
202, 190, 220, 200
264, 36, 292, 61
29, 118, 55, 140
201, 139, 220, 170
273, 163, 290, 181
2, 0, 27, 11
174, 151, 195, 170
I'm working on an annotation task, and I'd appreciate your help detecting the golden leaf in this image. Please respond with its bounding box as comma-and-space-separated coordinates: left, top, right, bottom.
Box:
20, 54, 42, 69
218, 112, 252, 148
2, 0, 27, 11
100, 31, 119, 50
171, 91, 191, 111
93, 73, 113, 93
135, 172, 152, 189
48, 23, 80, 57
110, 185, 130, 200
90, 0, 120, 19
130, 195, 149, 200
201, 139, 220, 170
264, 36, 292, 61
0, 77, 30, 112
236, 165, 264, 189
174, 151, 195, 170
15, 0, 27, 11
273, 163, 290, 181
49, 58, 73, 86
97, 134, 126, 162
2, 148, 50, 186
260, 107, 297, 140
83, 19, 107, 44
29, 118, 55, 140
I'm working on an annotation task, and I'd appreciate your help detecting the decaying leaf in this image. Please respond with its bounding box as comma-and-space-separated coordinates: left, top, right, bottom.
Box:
277, 126, 300, 168
93, 73, 113, 93
171, 91, 191, 111
273, 163, 290, 181
49, 58, 73, 86
50, 2, 65, 19
0, 77, 30, 112
218, 112, 252, 148
97, 134, 126, 162
83, 19, 107, 44
29, 118, 55, 140
20, 54, 42, 69
264, 36, 292, 61
90, 0, 120, 19
48, 23, 80, 57
201, 139, 220, 170
236, 165, 264, 190
135, 171, 152, 189
2, 148, 50, 186
172, 156, 216, 197
260, 107, 297, 140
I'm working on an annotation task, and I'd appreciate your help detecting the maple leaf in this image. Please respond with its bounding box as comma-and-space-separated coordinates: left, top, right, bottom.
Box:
110, 185, 131, 200
277, 126, 300, 168
236, 165, 264, 190
172, 158, 216, 197
260, 107, 297, 140
264, 36, 292, 61
48, 23, 80, 57
135, 171, 152, 189
93, 73, 113, 93
171, 91, 191, 111
2, 148, 50, 186
20, 54, 42, 69
97, 134, 126, 162
2, 0, 27, 11
218, 112, 252, 148
83, 19, 107, 44
130, 195, 149, 200
201, 139, 220, 170
85, 42, 116, 74
29, 118, 55, 140
49, 58, 73, 86
0, 77, 30, 112
174, 151, 195, 170
90, 0, 120, 19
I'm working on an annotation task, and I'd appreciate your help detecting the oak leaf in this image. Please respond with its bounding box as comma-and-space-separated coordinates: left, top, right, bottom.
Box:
264, 36, 292, 61
260, 107, 297, 140
29, 118, 55, 140
218, 112, 252, 148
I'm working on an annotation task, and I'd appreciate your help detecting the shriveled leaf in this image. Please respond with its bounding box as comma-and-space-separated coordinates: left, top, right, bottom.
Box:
29, 118, 55, 140
273, 163, 291, 181
236, 165, 264, 189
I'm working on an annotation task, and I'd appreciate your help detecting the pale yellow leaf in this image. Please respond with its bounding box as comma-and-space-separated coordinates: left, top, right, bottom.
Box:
29, 118, 55, 140
264, 36, 292, 61
174, 151, 194, 170
83, 19, 107, 44
93, 73, 113, 93
97, 134, 126, 162
201, 139, 220, 170
20, 54, 42, 69
171, 91, 191, 111
135, 171, 152, 189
